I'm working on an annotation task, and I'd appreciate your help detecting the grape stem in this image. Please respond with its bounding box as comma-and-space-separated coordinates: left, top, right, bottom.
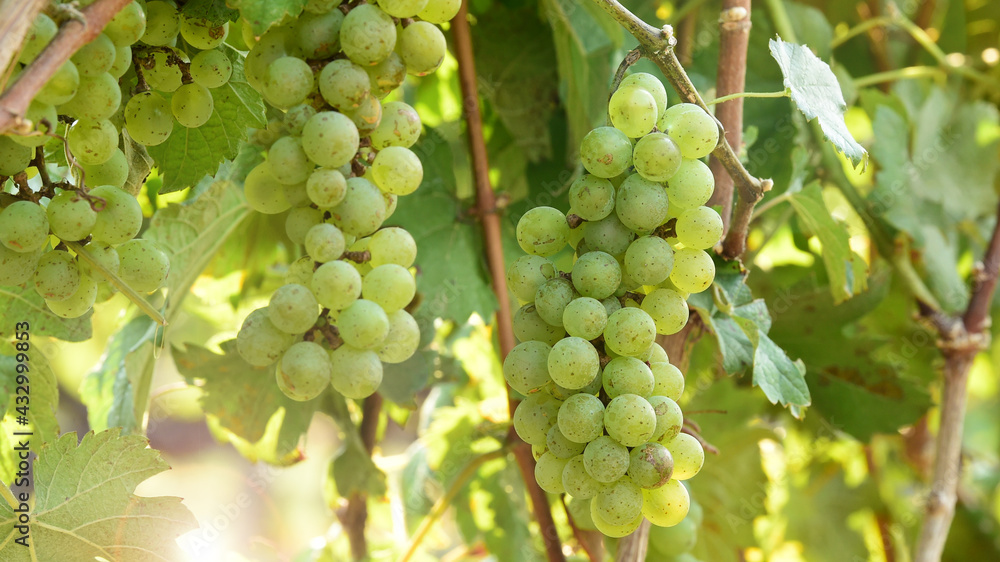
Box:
66, 240, 168, 326
705, 89, 790, 105
0, 0, 135, 134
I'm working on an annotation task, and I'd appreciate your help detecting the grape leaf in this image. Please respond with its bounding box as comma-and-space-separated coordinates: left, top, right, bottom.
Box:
379, 350, 434, 408
0, 343, 59, 486
79, 315, 157, 433
179, 0, 240, 25
769, 37, 867, 166
0, 429, 196, 561
148, 47, 266, 193
232, 0, 308, 35
0, 286, 92, 342
787, 182, 868, 304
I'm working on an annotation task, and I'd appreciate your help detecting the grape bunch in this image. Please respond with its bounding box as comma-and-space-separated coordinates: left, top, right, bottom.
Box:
233, 0, 460, 402
505, 72, 719, 537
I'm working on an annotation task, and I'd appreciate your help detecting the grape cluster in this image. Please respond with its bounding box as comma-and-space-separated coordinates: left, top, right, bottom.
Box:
234, 0, 459, 401
506, 72, 719, 536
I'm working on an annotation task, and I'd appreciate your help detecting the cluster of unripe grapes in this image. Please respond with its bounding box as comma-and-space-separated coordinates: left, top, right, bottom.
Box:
505, 72, 720, 537
234, 0, 460, 402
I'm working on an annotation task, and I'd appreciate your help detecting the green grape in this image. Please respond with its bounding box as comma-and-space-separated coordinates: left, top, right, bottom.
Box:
602, 295, 622, 316
371, 101, 421, 149
90, 185, 142, 244
562, 297, 607, 340
263, 56, 314, 108
19, 14, 57, 64
276, 341, 332, 401
513, 303, 564, 345
648, 395, 683, 442
365, 52, 406, 98
594, 475, 643, 525
108, 45, 132, 78
369, 227, 417, 268
604, 307, 656, 357
676, 206, 723, 250
503, 341, 551, 395
609, 86, 657, 138
397, 21, 446, 76
506, 255, 555, 302
36, 60, 79, 105
267, 136, 313, 185
45, 273, 97, 318
648, 342, 668, 363
670, 248, 714, 293
650, 361, 684, 401
515, 207, 568, 257
285, 206, 323, 245
583, 212, 634, 255
306, 0, 343, 15
312, 260, 362, 311
624, 236, 673, 286
268, 283, 320, 334
67, 118, 118, 165
302, 111, 360, 169
642, 288, 688, 336
534, 277, 574, 326
303, 223, 345, 262
11, 100, 57, 148
642, 479, 689, 527
0, 245, 42, 285
620, 72, 668, 117
583, 435, 629, 483
580, 126, 632, 178
513, 391, 562, 446
0, 137, 32, 175
117, 239, 170, 293
319, 59, 371, 110
534, 451, 569, 494
284, 105, 317, 138
190, 49, 233, 88
180, 16, 228, 50
569, 175, 615, 222
171, 83, 214, 128
338, 299, 390, 349
562, 455, 602, 499
633, 132, 682, 183
328, 177, 386, 236
550, 369, 602, 400
141, 1, 180, 46
628, 442, 674, 489
604, 393, 657, 447
60, 73, 121, 121
547, 336, 600, 390
340, 4, 397, 66
305, 169, 346, 208
243, 162, 293, 215
665, 433, 704, 480
47, 190, 97, 241
648, 516, 698, 555
557, 393, 604, 443
285, 256, 315, 286
104, 1, 146, 46
418, 0, 461, 23
362, 264, 415, 312
143, 51, 183, 92
237, 308, 296, 366
378, 0, 428, 17
0, 201, 49, 253
344, 94, 383, 136
124, 91, 173, 146
295, 10, 344, 58
592, 501, 644, 538
71, 33, 115, 77
371, 146, 423, 196
33, 250, 80, 301
547, 423, 586, 459
571, 251, 621, 300
657, 103, 719, 159
244, 25, 296, 92
603, 357, 655, 398
330, 345, 383, 399
78, 240, 119, 278
377, 309, 420, 363
615, 173, 670, 234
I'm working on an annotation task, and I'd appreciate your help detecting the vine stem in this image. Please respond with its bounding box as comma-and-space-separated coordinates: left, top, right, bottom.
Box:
0, 0, 134, 134
851, 65, 944, 89
342, 394, 381, 560
0, 0, 49, 92
66, 241, 167, 326
706, 89, 789, 105
451, 4, 566, 562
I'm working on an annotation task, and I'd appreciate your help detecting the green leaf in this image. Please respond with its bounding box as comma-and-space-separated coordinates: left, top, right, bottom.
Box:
750, 332, 810, 411
174, 342, 316, 463
0, 429, 196, 561
769, 37, 867, 166
0, 286, 92, 342
379, 350, 434, 408
0, 342, 59, 483
782, 460, 874, 560
787, 182, 868, 303
330, 436, 387, 499
148, 47, 266, 193
387, 131, 497, 324
232, 0, 307, 35
180, 0, 240, 25
79, 316, 157, 433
